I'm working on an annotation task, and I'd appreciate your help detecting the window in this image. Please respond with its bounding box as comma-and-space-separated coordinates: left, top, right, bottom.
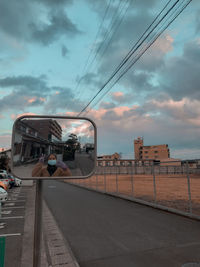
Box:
154, 151, 158, 153
145, 156, 148, 159
144, 151, 148, 154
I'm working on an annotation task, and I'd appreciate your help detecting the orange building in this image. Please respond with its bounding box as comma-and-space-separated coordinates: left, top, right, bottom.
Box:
98, 152, 120, 160
134, 137, 170, 160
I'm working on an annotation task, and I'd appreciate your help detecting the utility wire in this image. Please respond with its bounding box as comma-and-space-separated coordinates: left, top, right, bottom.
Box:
77, 0, 182, 116
77, 0, 131, 101
74, 0, 112, 98
85, 0, 192, 115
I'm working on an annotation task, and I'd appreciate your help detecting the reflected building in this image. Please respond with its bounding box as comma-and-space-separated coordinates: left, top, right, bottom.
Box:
13, 119, 62, 165
23, 119, 62, 141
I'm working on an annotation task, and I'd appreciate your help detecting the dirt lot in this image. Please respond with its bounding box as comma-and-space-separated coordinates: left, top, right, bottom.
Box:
68, 173, 200, 216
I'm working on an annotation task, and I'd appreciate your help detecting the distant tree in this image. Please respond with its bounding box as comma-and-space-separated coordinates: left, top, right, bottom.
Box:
66, 133, 80, 150
0, 155, 10, 172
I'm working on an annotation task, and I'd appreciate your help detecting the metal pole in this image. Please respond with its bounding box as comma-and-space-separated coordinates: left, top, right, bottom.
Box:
96, 174, 98, 190
116, 167, 118, 194
0, 202, 1, 219
131, 165, 134, 197
186, 161, 192, 214
33, 179, 43, 267
152, 163, 157, 203
104, 167, 106, 192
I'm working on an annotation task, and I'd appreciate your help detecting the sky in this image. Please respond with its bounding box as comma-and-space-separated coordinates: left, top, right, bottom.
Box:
0, 0, 200, 159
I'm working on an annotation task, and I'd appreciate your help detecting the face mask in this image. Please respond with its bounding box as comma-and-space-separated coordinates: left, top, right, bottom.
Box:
48, 160, 57, 166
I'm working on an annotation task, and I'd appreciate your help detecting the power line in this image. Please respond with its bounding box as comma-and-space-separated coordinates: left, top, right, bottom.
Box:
86, 0, 192, 114
78, 0, 192, 116
74, 0, 112, 98
77, 0, 181, 116
77, 0, 131, 101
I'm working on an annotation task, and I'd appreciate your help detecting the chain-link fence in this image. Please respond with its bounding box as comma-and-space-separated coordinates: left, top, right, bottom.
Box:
67, 160, 200, 219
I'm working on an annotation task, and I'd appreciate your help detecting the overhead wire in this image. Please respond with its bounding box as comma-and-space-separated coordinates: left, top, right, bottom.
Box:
77, 0, 131, 101
74, 0, 112, 98
88, 0, 192, 113
78, 0, 192, 116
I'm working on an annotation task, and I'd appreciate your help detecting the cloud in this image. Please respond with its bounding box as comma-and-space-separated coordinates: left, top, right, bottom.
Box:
0, 75, 49, 95
10, 112, 37, 121
0, 75, 51, 112
61, 45, 68, 57
0, 0, 80, 46
0, 133, 11, 149
99, 101, 116, 109
44, 87, 84, 112
30, 10, 81, 45
34, 0, 73, 6
160, 39, 200, 100
111, 91, 135, 104
85, 96, 200, 157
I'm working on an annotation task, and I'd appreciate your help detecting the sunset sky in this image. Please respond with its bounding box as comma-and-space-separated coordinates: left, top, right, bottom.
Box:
0, 0, 200, 159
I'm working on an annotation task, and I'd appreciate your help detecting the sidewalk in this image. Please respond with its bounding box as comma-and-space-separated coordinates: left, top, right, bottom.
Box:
1, 181, 79, 267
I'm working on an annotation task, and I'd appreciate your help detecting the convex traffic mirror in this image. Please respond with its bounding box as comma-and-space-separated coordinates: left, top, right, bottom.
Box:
11, 115, 97, 179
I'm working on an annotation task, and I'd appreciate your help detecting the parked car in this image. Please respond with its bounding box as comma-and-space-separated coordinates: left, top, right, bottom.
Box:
14, 177, 22, 187
7, 174, 15, 188
0, 170, 8, 178
0, 187, 8, 203
0, 174, 13, 189
0, 180, 9, 191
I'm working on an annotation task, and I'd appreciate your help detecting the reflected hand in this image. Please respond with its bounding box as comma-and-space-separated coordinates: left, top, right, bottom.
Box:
39, 156, 45, 163
56, 160, 67, 170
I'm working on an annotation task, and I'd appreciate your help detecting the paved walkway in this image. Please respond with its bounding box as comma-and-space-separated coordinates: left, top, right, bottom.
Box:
0, 181, 79, 267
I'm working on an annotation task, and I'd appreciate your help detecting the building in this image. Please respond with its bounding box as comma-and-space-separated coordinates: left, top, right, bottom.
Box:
13, 119, 63, 165
134, 137, 170, 160
23, 119, 62, 141
98, 152, 120, 160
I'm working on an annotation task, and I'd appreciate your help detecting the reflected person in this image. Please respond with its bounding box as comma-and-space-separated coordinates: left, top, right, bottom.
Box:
32, 154, 72, 177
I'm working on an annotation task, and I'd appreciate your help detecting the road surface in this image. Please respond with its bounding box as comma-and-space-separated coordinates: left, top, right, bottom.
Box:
43, 180, 200, 267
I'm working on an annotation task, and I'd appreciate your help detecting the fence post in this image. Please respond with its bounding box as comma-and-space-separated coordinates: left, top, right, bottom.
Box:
104, 167, 106, 192
96, 174, 98, 190
186, 161, 192, 214
131, 165, 134, 197
152, 162, 157, 203
116, 167, 119, 194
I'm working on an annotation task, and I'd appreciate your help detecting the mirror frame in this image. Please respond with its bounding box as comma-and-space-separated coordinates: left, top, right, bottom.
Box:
11, 115, 97, 180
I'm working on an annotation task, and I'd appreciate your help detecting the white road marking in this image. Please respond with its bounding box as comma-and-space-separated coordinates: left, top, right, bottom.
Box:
0, 233, 21, 237
6, 200, 25, 202
4, 203, 15, 206
2, 206, 25, 209
1, 211, 12, 215
1, 216, 24, 219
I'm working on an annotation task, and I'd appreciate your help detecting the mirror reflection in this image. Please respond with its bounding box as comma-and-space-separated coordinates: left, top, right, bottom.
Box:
12, 117, 96, 179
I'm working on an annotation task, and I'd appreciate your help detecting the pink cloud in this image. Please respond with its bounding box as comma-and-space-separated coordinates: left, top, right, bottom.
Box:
11, 112, 37, 121
153, 34, 174, 54
28, 97, 37, 103
39, 97, 46, 102
112, 92, 124, 98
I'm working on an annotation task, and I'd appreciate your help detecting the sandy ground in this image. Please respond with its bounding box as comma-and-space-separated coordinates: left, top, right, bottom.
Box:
68, 173, 200, 216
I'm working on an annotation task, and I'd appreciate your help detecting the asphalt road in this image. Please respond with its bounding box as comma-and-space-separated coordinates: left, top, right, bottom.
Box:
43, 180, 200, 267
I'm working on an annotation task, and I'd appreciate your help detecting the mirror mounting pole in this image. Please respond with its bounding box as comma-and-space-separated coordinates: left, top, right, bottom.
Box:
33, 179, 43, 267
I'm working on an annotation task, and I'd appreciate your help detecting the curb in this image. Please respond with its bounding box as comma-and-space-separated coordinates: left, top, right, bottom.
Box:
21, 183, 36, 267
42, 201, 80, 267
21, 182, 80, 267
